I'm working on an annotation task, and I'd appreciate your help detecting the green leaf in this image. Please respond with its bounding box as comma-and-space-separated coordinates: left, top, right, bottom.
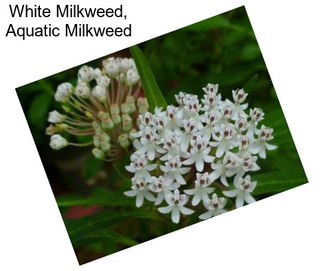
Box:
71, 228, 138, 247
130, 45, 168, 111
27, 93, 52, 126
84, 155, 104, 180
64, 209, 166, 247
252, 171, 307, 195
56, 187, 134, 207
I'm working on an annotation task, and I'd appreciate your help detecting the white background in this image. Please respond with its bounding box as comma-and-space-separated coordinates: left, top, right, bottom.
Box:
0, 0, 322, 270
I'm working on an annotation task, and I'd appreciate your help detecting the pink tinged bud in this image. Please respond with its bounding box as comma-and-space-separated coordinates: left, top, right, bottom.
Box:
139, 105, 148, 114
92, 148, 105, 160
121, 103, 131, 114
137, 97, 148, 108
111, 112, 121, 124
118, 133, 130, 149
122, 114, 133, 132
110, 103, 120, 115
101, 141, 111, 153
93, 135, 100, 147
126, 95, 135, 105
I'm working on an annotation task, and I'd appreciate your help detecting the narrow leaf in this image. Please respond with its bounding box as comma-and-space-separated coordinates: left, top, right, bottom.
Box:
130, 45, 168, 111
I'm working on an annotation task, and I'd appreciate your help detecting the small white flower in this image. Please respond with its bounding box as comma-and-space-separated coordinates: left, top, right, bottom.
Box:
223, 175, 257, 208
75, 82, 90, 99
47, 110, 66, 123
92, 85, 106, 102
202, 83, 219, 94
249, 125, 277, 158
55, 82, 73, 102
124, 176, 155, 207
149, 176, 173, 205
183, 135, 214, 172
49, 134, 68, 150
160, 156, 190, 185
158, 190, 194, 224
184, 172, 216, 206
125, 152, 157, 179
199, 193, 227, 220
211, 124, 237, 157
211, 152, 240, 187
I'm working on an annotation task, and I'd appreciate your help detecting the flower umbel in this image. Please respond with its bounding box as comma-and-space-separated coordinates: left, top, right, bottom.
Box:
46, 56, 146, 161
125, 84, 277, 223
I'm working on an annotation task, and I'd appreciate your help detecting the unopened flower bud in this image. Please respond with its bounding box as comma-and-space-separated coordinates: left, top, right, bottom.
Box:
92, 121, 102, 134
101, 114, 114, 130
50, 134, 68, 150
78, 65, 94, 82
121, 103, 131, 114
48, 110, 66, 123
92, 86, 106, 102
126, 69, 139, 86
101, 142, 111, 153
110, 103, 120, 115
46, 125, 56, 136
55, 82, 73, 102
55, 123, 68, 132
61, 105, 71, 113
100, 132, 111, 145
122, 114, 133, 132
126, 95, 135, 105
118, 133, 130, 149
92, 148, 105, 160
129, 103, 136, 114
93, 134, 100, 147
137, 97, 148, 107
104, 61, 119, 78
139, 105, 148, 114
96, 75, 110, 87
111, 112, 121, 124
75, 82, 90, 99
85, 111, 93, 119
129, 128, 137, 142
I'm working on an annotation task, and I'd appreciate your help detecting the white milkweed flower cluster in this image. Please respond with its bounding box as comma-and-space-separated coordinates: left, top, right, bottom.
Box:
46, 56, 149, 161
125, 83, 277, 223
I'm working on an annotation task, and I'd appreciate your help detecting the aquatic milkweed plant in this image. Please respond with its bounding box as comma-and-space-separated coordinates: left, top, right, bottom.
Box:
47, 46, 276, 224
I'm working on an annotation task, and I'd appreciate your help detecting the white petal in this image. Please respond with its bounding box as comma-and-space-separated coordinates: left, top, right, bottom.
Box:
160, 165, 169, 173
196, 156, 204, 172
199, 210, 213, 220
223, 189, 240, 198
204, 154, 215, 163
136, 193, 144, 207
266, 143, 277, 150
146, 164, 158, 171
158, 205, 173, 214
147, 149, 155, 160
183, 157, 195, 165
184, 188, 196, 195
155, 193, 164, 205
216, 143, 225, 157
179, 206, 194, 215
125, 165, 135, 173
144, 191, 155, 202
180, 167, 191, 174
171, 208, 180, 224
235, 192, 245, 208
220, 174, 229, 187
245, 193, 256, 204
175, 172, 187, 185
124, 190, 137, 197
192, 193, 202, 206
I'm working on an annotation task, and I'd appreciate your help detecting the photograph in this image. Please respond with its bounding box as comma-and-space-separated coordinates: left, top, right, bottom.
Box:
16, 6, 307, 265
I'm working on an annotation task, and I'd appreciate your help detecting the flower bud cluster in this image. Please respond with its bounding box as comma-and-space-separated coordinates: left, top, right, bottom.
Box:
125, 84, 277, 223
46, 57, 147, 161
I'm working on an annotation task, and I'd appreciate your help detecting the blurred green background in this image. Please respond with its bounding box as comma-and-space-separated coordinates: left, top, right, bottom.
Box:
16, 6, 307, 264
